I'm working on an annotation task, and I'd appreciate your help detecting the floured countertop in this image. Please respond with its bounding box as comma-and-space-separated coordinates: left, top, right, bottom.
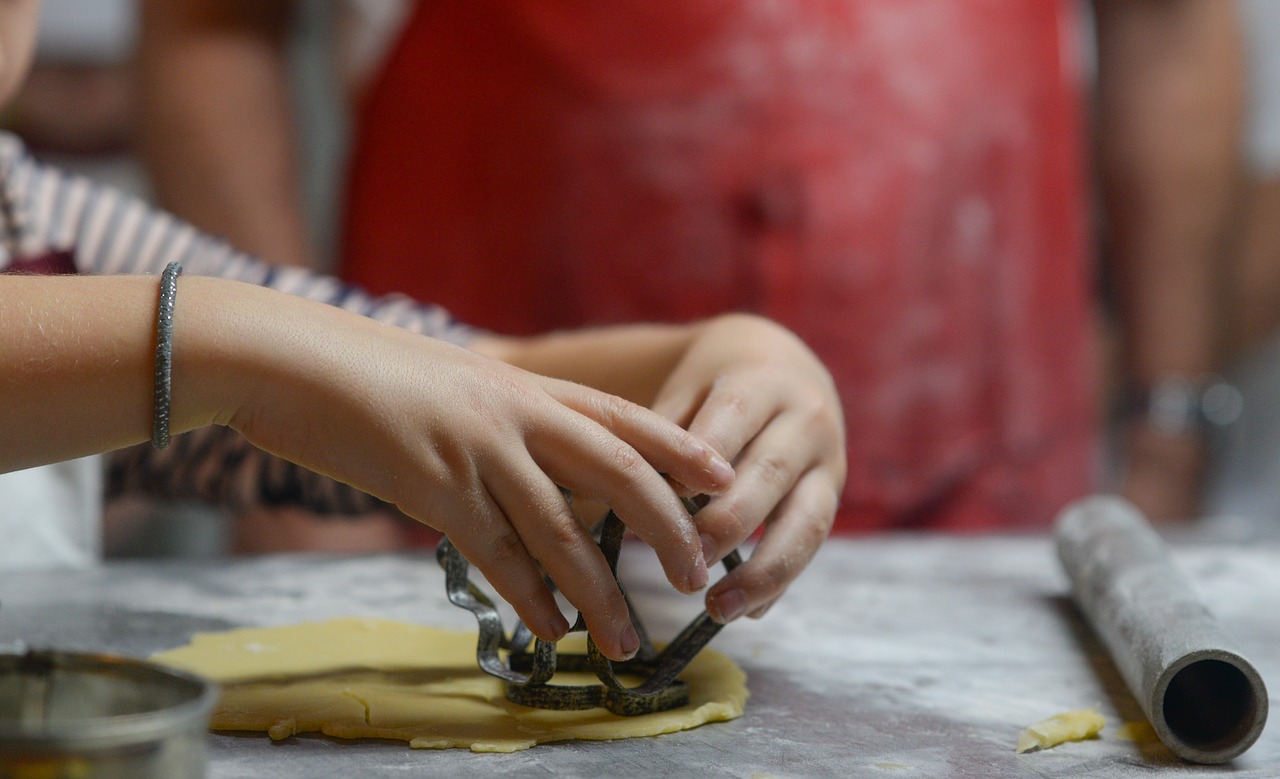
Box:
2, 534, 1278, 778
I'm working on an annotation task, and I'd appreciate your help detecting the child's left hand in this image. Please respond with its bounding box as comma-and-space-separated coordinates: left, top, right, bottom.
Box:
474, 312, 845, 622
650, 314, 847, 623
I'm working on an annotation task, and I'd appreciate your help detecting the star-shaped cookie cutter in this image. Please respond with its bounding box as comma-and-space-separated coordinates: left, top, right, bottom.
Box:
436, 498, 741, 716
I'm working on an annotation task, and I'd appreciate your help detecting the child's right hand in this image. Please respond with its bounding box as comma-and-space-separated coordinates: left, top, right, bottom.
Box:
177, 278, 734, 661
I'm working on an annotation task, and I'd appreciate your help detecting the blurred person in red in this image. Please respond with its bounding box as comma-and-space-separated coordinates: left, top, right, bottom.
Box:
137, 1, 1244, 541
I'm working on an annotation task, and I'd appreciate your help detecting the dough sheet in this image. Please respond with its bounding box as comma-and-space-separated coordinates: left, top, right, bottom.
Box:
153, 617, 747, 753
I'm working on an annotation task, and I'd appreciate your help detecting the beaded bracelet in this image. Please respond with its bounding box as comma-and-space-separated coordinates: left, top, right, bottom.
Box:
152, 262, 183, 449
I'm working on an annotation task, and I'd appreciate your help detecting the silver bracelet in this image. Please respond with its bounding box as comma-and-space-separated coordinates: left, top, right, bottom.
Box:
152, 261, 183, 449
1123, 374, 1243, 437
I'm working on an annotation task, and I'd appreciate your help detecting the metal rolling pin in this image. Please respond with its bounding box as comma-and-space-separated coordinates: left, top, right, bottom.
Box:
1055, 495, 1268, 764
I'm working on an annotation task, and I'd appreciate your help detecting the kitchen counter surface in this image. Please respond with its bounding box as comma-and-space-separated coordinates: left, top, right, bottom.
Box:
3, 533, 1277, 778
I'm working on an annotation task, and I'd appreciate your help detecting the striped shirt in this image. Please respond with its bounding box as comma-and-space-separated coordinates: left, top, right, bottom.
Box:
0, 131, 475, 516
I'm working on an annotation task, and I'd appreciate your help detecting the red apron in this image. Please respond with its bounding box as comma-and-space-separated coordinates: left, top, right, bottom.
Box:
341, 0, 1098, 532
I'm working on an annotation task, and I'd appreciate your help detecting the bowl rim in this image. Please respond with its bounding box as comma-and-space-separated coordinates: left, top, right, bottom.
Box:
0, 649, 218, 751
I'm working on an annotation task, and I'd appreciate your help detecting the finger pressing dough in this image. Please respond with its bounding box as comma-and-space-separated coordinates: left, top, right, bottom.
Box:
152, 617, 747, 753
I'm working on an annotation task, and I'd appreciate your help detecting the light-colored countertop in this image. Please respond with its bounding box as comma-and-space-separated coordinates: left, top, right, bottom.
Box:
3, 534, 1277, 778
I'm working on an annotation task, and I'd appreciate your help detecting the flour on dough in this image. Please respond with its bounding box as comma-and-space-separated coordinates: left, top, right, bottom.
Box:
152, 617, 747, 753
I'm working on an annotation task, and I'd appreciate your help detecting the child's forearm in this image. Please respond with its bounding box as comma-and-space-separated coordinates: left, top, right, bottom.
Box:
0, 272, 441, 474
469, 321, 702, 407
2, 274, 172, 470
0, 274, 293, 472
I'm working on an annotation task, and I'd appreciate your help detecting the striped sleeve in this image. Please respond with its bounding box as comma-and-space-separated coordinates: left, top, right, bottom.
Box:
5, 136, 477, 516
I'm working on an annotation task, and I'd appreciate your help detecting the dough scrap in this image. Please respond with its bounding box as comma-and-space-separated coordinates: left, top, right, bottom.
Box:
1015, 708, 1106, 754
152, 617, 747, 753
1114, 720, 1158, 744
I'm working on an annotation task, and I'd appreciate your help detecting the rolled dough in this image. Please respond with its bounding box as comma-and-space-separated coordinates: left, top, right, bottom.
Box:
152, 617, 747, 753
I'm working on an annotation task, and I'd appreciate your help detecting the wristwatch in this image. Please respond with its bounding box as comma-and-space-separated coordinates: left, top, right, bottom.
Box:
1123, 374, 1243, 437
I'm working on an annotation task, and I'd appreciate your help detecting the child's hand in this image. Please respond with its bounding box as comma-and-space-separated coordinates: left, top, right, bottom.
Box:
184, 282, 734, 661
649, 314, 847, 624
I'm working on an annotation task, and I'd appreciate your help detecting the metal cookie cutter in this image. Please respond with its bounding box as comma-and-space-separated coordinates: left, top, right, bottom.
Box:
436, 499, 741, 716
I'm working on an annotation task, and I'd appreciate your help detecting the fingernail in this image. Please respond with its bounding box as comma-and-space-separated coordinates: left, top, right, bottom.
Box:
619, 623, 640, 660
709, 588, 747, 623
700, 534, 718, 567
687, 553, 709, 591
705, 454, 734, 487
548, 612, 570, 641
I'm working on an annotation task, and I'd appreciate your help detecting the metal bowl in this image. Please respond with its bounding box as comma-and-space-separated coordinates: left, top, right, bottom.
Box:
0, 650, 217, 779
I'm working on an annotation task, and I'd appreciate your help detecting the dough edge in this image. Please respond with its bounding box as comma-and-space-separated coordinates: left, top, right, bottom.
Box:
153, 617, 748, 753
